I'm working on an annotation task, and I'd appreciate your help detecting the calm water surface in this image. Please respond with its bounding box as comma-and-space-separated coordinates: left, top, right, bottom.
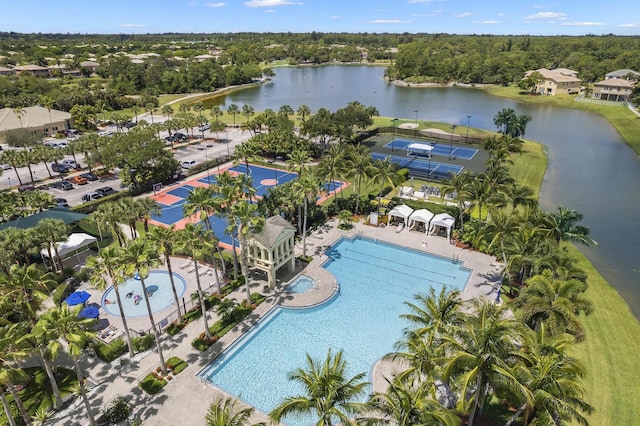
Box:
213, 65, 640, 318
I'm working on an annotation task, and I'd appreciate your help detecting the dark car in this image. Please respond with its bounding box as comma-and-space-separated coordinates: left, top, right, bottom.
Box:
173, 132, 188, 141
51, 162, 71, 173
80, 172, 98, 181
123, 121, 137, 129
52, 180, 73, 191
96, 186, 116, 196
17, 184, 35, 193
55, 198, 69, 207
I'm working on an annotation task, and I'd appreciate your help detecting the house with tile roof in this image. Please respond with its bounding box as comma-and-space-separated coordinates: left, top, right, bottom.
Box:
605, 69, 640, 80
524, 68, 582, 96
13, 64, 50, 77
246, 215, 296, 287
0, 66, 16, 76
592, 77, 636, 102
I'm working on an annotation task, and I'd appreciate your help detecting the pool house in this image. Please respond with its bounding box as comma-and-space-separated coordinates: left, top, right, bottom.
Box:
247, 216, 297, 287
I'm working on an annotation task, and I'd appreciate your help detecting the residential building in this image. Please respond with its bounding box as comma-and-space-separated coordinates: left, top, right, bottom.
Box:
525, 68, 582, 96
592, 78, 635, 102
605, 69, 640, 80
0, 66, 16, 76
13, 64, 50, 77
246, 215, 296, 288
0, 106, 74, 142
79, 60, 100, 74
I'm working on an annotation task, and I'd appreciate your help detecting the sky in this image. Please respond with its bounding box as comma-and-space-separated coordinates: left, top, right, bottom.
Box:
1, 0, 639, 36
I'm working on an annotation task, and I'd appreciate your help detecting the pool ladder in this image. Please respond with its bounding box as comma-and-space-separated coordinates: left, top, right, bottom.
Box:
452, 254, 459, 264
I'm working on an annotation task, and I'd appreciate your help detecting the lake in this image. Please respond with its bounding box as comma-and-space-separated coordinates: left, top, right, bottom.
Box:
211, 65, 640, 319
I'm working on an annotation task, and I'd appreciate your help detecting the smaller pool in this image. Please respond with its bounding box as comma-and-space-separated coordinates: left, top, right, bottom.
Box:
102, 271, 187, 318
286, 274, 316, 294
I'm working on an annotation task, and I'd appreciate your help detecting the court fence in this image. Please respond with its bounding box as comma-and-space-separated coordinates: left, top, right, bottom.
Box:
372, 126, 485, 145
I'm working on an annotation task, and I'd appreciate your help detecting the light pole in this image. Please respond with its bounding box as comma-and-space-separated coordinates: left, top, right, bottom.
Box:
414, 110, 418, 137
449, 124, 457, 160
7, 177, 11, 189
225, 130, 230, 157
465, 115, 471, 143
205, 146, 212, 182
391, 118, 398, 152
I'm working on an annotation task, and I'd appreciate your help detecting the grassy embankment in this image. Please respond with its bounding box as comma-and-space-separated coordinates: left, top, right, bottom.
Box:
483, 85, 640, 155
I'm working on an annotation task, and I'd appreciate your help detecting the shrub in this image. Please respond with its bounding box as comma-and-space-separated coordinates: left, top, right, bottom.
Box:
139, 373, 166, 395
165, 321, 186, 336
250, 292, 266, 305
182, 306, 202, 323
52, 282, 70, 306
103, 396, 132, 424
166, 356, 188, 374
92, 338, 127, 362
191, 337, 212, 351
132, 334, 154, 353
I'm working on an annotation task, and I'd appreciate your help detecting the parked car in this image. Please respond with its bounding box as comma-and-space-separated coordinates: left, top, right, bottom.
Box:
68, 175, 88, 185
165, 135, 176, 144
80, 172, 98, 181
0, 164, 11, 170
96, 186, 116, 196
181, 160, 197, 169
17, 184, 35, 192
51, 162, 71, 173
52, 180, 73, 191
123, 121, 137, 128
198, 123, 210, 131
55, 198, 69, 207
62, 159, 81, 169
82, 192, 103, 202
173, 132, 188, 141
97, 130, 114, 137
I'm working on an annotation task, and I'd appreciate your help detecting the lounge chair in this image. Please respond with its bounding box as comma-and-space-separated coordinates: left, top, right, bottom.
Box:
186, 264, 197, 273
179, 260, 192, 269
396, 222, 404, 233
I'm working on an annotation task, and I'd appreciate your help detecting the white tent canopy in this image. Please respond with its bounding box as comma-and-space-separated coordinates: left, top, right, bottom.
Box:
408, 209, 435, 233
387, 204, 414, 226
406, 143, 433, 158
41, 232, 97, 259
429, 213, 456, 239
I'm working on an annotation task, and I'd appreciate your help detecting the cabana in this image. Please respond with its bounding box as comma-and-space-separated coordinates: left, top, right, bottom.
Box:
406, 143, 433, 158
387, 204, 414, 227
408, 208, 434, 233
429, 213, 456, 239
40, 233, 97, 270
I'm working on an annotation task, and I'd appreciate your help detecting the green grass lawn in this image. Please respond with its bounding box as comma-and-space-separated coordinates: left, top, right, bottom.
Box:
508, 140, 547, 199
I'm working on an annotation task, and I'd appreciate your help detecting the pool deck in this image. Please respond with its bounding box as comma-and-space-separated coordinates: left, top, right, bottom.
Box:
54, 218, 502, 425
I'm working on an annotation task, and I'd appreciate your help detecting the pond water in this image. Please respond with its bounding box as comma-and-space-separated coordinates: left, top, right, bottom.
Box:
208, 65, 640, 319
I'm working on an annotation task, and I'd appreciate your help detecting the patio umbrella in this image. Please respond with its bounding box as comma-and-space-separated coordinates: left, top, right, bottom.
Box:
65, 291, 91, 306
78, 306, 100, 319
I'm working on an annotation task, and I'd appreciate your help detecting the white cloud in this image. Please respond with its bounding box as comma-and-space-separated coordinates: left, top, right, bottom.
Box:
454, 12, 475, 18
119, 24, 144, 28
204, 2, 226, 7
498, 12, 504, 17
367, 19, 411, 24
525, 11, 566, 20
474, 20, 501, 24
408, 0, 432, 3
619, 23, 638, 27
331, 15, 341, 20
244, 0, 302, 6
533, 3, 558, 8
264, 9, 275, 12
561, 21, 606, 26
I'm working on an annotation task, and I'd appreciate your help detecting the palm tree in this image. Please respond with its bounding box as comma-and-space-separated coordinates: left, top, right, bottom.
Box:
345, 145, 374, 215
291, 173, 320, 259
85, 247, 136, 358
147, 225, 182, 318
370, 157, 400, 214
441, 171, 472, 230
34, 305, 98, 426
493, 108, 516, 135
133, 198, 162, 233
241, 104, 255, 124
233, 141, 261, 176
0, 324, 32, 426
40, 95, 56, 128
146, 103, 157, 124
210, 106, 223, 123
162, 104, 174, 120
230, 200, 264, 302
362, 377, 459, 426
92, 202, 126, 246
545, 206, 597, 247
205, 396, 265, 426
131, 105, 141, 123
227, 104, 240, 127
279, 104, 294, 117
441, 298, 521, 426
516, 268, 593, 341
0, 150, 26, 185
317, 144, 347, 208
11, 107, 25, 129
269, 349, 368, 426
466, 176, 492, 230
118, 238, 167, 374
32, 218, 69, 272
296, 104, 311, 122
0, 264, 55, 325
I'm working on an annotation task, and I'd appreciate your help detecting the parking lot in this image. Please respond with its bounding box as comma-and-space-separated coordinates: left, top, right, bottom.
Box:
2, 126, 253, 207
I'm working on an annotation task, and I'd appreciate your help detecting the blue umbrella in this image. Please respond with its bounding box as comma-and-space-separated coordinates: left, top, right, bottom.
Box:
78, 306, 100, 319
65, 291, 91, 306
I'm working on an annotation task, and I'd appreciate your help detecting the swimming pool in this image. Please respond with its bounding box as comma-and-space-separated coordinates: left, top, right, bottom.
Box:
198, 236, 471, 424
285, 274, 316, 294
102, 271, 187, 318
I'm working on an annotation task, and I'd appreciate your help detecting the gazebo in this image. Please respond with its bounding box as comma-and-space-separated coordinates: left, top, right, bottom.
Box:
246, 216, 296, 287
408, 209, 434, 233
387, 204, 414, 227
429, 213, 456, 239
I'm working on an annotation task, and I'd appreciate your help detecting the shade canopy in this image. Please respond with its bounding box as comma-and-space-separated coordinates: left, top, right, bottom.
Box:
65, 290, 91, 306
387, 204, 414, 226
408, 209, 435, 233
429, 213, 456, 239
40, 233, 97, 259
79, 306, 100, 319
406, 143, 434, 158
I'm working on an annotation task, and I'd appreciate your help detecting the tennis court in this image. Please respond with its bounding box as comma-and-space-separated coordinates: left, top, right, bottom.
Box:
148, 163, 347, 249
383, 138, 478, 160
371, 153, 464, 180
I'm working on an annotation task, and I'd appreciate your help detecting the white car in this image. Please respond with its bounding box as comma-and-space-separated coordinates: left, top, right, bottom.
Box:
198, 123, 210, 131
181, 160, 197, 169
98, 130, 114, 137
0, 164, 11, 170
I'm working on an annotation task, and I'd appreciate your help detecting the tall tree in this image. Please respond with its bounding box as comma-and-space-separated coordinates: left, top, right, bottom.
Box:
269, 349, 368, 426
32, 218, 69, 272
205, 396, 265, 426
229, 200, 264, 302
146, 225, 182, 318
227, 104, 240, 127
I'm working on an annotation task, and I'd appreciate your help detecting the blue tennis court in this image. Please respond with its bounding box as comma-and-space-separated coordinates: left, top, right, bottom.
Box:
383, 138, 478, 160
372, 153, 464, 180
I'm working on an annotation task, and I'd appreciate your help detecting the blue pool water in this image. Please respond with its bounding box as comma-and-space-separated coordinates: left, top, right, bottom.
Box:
286, 274, 316, 294
102, 271, 187, 318
198, 237, 471, 424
